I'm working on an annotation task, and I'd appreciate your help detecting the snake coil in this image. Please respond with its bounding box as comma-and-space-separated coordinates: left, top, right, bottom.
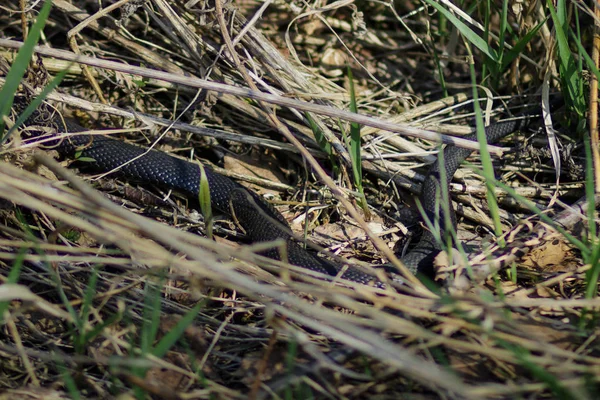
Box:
19, 101, 537, 287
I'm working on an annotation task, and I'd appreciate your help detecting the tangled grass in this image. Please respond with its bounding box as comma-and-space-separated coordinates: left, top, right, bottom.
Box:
0, 1, 599, 399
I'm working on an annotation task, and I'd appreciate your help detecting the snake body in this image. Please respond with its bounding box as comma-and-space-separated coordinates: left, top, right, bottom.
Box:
23, 104, 533, 285
402, 116, 532, 275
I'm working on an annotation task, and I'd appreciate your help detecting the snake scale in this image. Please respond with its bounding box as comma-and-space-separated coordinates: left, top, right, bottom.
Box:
20, 101, 535, 286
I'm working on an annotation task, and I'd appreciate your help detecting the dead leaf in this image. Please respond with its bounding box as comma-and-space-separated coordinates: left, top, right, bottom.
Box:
521, 238, 576, 272
223, 151, 287, 198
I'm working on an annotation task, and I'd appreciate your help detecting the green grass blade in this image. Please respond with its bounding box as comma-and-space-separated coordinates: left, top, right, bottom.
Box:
0, 0, 52, 136
571, 31, 600, 85
141, 276, 165, 355
468, 46, 504, 244
346, 67, 368, 215
152, 300, 206, 358
546, 0, 586, 117
0, 247, 27, 323
82, 311, 123, 346
305, 113, 338, 175
347, 67, 362, 185
498, 339, 575, 398
79, 267, 99, 323
73, 267, 100, 353
3, 66, 70, 144
583, 135, 600, 298
305, 112, 332, 156
13, 209, 80, 327
501, 18, 547, 71
198, 164, 214, 240
497, 0, 508, 54
56, 358, 82, 400
423, 0, 498, 61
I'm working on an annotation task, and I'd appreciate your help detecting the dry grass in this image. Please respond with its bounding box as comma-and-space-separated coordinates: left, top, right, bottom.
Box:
0, 1, 599, 399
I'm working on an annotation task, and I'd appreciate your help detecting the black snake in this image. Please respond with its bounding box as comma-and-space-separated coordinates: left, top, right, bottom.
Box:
19, 101, 536, 286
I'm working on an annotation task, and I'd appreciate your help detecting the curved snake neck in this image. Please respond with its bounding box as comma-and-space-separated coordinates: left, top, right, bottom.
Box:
21, 102, 533, 286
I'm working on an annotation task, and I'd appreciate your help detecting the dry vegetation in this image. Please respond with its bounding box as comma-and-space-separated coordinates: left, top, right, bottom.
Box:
0, 0, 599, 399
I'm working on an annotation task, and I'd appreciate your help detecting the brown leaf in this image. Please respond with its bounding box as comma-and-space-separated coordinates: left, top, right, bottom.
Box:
521, 238, 576, 272
223, 151, 287, 197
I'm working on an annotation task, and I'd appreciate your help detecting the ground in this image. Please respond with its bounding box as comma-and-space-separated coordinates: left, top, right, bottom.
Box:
0, 1, 599, 399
